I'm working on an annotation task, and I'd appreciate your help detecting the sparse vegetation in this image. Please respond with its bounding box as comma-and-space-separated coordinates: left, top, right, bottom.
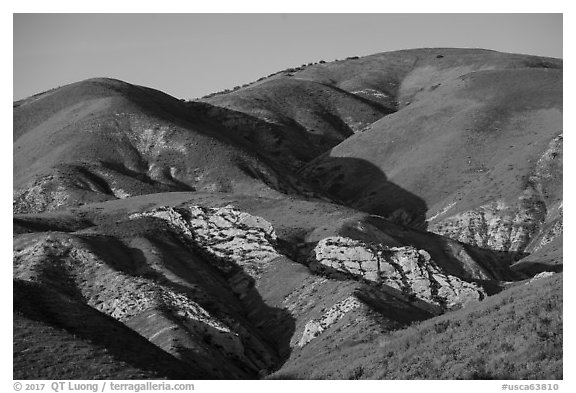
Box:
199, 56, 363, 99
278, 274, 562, 379
13, 48, 563, 380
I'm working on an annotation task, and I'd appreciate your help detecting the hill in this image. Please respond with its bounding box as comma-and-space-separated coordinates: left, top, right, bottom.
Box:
13, 78, 313, 214
295, 50, 562, 274
13, 48, 562, 379
200, 48, 563, 273
270, 272, 562, 380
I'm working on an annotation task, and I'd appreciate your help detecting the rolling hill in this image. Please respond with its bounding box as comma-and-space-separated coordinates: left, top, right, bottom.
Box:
13, 48, 562, 379
13, 78, 314, 214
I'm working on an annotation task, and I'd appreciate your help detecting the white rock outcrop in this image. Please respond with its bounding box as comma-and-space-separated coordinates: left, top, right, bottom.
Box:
132, 205, 279, 273
298, 296, 362, 347
131, 205, 280, 295
12, 234, 256, 367
13, 226, 283, 377
527, 271, 555, 284
310, 236, 485, 310
429, 134, 563, 254
428, 197, 546, 252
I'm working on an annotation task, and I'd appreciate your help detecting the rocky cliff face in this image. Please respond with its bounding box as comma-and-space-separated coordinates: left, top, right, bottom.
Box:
309, 236, 486, 312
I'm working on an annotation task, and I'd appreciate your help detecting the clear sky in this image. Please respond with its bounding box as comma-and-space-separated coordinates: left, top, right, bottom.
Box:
13, 13, 562, 101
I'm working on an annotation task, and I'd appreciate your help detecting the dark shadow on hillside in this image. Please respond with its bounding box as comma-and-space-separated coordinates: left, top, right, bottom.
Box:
76, 224, 296, 379
188, 101, 350, 168
354, 284, 435, 322
172, 243, 296, 376
13, 214, 94, 234
510, 260, 563, 276
303, 157, 555, 285
309, 259, 442, 316
311, 80, 398, 114
300, 157, 429, 230
97, 161, 196, 192
13, 279, 198, 379
364, 214, 528, 285
463, 244, 529, 282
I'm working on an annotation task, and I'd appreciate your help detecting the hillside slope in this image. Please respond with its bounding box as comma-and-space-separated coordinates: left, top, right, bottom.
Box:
13, 196, 560, 379
201, 78, 393, 169
13, 48, 562, 379
295, 50, 562, 272
197, 49, 562, 272
270, 273, 562, 380
13, 78, 313, 214
10, 201, 444, 378
14, 280, 197, 379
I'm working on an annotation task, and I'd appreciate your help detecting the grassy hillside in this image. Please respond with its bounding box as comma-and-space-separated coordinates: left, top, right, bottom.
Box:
270, 273, 562, 379
300, 67, 562, 223
198, 49, 562, 261
294, 50, 562, 269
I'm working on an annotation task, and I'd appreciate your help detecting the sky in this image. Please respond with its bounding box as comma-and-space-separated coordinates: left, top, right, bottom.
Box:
13, 13, 563, 101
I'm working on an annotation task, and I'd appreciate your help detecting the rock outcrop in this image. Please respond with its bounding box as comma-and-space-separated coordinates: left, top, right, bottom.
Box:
527, 201, 562, 253
131, 205, 280, 297
298, 296, 363, 347
528, 271, 555, 284
12, 50, 564, 380
309, 236, 485, 311
13, 175, 72, 214
13, 233, 276, 378
429, 134, 562, 255
428, 197, 547, 253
